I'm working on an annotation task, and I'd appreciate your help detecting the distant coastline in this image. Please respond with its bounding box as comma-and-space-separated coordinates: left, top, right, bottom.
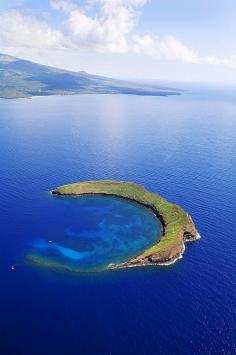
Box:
0, 53, 181, 99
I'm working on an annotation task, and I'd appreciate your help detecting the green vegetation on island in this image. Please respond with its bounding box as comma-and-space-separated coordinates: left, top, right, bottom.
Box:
51, 180, 198, 269
0, 53, 180, 99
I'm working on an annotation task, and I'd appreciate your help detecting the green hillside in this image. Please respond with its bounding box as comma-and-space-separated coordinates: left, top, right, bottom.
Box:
0, 53, 180, 99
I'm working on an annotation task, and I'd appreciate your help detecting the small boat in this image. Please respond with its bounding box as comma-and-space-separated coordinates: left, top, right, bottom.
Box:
11, 265, 15, 270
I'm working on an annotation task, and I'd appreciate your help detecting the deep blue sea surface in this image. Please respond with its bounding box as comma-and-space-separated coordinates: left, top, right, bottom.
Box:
0, 89, 236, 354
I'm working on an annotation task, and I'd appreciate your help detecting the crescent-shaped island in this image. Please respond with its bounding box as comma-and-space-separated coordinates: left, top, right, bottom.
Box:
49, 180, 199, 270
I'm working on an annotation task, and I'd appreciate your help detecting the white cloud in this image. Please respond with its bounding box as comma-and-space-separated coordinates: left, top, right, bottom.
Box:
50, 1, 77, 13
50, 0, 236, 68
133, 34, 198, 63
0, 10, 67, 51
133, 33, 236, 68
0, 1, 236, 71
199, 55, 236, 68
50, 0, 149, 53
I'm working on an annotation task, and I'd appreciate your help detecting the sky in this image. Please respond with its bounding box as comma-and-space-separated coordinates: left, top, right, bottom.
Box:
1, 0, 236, 83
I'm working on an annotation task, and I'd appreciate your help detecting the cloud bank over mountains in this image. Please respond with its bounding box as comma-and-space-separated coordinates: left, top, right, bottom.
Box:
0, 0, 235, 70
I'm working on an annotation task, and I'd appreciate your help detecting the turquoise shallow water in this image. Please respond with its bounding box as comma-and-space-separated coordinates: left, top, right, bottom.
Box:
28, 195, 162, 272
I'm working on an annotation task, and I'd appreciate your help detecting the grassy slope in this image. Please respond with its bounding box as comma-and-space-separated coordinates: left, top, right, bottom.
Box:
52, 180, 194, 259
0, 53, 180, 99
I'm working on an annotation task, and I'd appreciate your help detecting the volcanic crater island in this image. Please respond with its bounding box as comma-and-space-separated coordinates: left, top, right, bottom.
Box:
28, 180, 199, 272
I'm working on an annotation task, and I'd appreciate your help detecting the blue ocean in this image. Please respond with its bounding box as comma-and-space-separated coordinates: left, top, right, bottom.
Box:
0, 88, 235, 354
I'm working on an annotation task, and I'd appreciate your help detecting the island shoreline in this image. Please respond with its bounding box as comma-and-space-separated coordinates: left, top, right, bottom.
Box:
50, 181, 199, 270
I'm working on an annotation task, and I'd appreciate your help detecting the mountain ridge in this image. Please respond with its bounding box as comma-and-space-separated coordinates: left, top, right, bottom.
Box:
0, 53, 180, 99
